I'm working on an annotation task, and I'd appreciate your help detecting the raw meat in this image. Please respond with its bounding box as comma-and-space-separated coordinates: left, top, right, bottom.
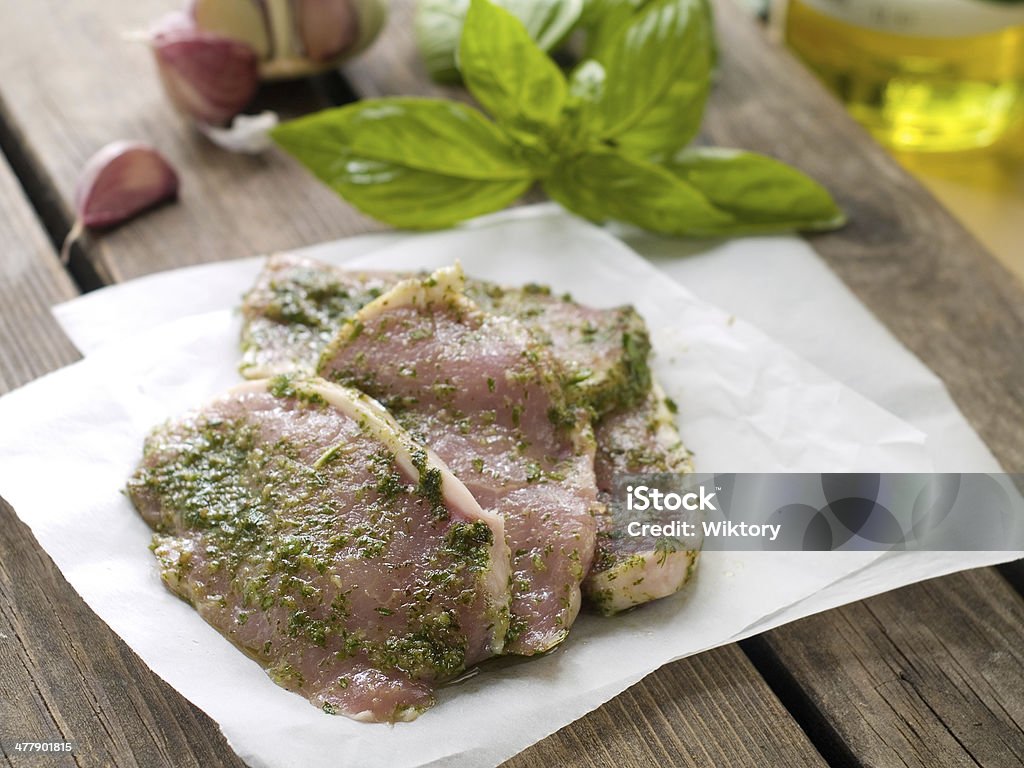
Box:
584, 384, 699, 615
318, 265, 600, 654
240, 254, 400, 378
239, 255, 652, 418
127, 376, 510, 722
239, 255, 699, 618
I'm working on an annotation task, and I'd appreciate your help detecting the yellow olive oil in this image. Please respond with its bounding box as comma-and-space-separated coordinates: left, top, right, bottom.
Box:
781, 0, 1024, 151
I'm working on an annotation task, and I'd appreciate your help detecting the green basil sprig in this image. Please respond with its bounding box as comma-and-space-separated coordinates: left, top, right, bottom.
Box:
272, 0, 844, 236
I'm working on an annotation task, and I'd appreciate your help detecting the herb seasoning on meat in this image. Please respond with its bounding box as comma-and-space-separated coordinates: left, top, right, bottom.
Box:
128, 377, 511, 722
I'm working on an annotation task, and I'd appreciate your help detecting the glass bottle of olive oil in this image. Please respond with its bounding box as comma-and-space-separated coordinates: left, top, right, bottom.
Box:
781, 0, 1024, 151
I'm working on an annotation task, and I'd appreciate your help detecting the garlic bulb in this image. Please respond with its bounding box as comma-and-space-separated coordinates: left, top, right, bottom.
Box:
150, 1, 386, 129
189, 0, 387, 80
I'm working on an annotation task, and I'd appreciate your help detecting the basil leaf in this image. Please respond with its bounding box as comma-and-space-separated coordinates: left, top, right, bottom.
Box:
613, 77, 709, 159
272, 98, 532, 229
544, 148, 843, 236
664, 148, 845, 232
273, 98, 530, 180
578, 0, 616, 27
459, 0, 568, 144
416, 0, 583, 84
584, 0, 711, 156
544, 149, 734, 235
304, 163, 531, 230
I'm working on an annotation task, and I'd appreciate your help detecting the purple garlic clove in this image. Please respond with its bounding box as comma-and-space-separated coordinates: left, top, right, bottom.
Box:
295, 0, 359, 62
152, 25, 260, 126
74, 141, 180, 229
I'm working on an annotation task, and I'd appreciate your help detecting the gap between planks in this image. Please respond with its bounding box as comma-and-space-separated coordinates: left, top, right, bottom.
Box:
752, 568, 1024, 768
0, 94, 104, 293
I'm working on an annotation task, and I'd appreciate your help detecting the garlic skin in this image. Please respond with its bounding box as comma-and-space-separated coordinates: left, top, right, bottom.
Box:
153, 25, 261, 126
74, 142, 180, 229
199, 110, 279, 154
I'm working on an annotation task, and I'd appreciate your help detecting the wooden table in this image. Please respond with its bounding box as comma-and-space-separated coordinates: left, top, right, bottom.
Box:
1, 2, 1022, 766
895, 148, 1024, 282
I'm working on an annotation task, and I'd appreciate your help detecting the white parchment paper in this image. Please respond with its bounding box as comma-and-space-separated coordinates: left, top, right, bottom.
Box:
1, 208, 1017, 768
52, 205, 1002, 474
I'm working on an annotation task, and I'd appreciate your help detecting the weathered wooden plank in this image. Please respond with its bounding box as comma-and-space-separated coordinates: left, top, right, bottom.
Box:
0, 501, 248, 768
0, 162, 78, 393
0, 0, 377, 284
752, 569, 1024, 768
507, 644, 827, 768
0, 153, 244, 768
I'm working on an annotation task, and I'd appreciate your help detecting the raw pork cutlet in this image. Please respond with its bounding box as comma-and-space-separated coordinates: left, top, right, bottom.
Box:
127, 376, 511, 722
584, 383, 699, 616
241, 255, 699, 615
239, 255, 652, 418
240, 253, 402, 378
318, 265, 600, 655
466, 282, 651, 418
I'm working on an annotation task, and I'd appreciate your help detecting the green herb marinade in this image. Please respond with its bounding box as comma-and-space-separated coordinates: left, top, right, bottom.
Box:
128, 386, 497, 685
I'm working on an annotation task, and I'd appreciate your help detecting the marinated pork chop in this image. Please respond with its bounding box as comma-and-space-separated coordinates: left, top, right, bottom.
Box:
584, 384, 699, 615
318, 266, 600, 654
240, 254, 401, 378
127, 377, 510, 722
240, 254, 651, 417
240, 255, 699, 618
467, 281, 651, 418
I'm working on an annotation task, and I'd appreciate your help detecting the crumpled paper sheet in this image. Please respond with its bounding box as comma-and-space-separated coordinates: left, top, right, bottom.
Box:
0, 207, 1012, 768
54, 205, 1002, 474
